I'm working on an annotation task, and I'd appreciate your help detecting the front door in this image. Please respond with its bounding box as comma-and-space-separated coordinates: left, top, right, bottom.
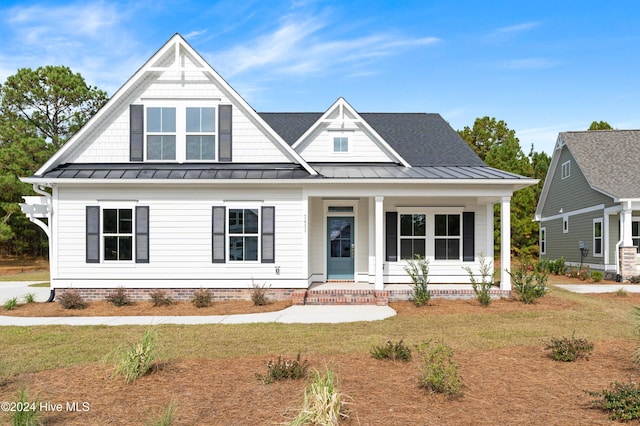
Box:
327, 216, 354, 280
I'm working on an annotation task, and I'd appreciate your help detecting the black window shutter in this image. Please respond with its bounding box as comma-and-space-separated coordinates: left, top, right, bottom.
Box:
86, 206, 100, 263
219, 104, 232, 161
261, 206, 275, 263
463, 212, 475, 262
385, 212, 398, 261
212, 206, 226, 263
130, 104, 144, 161
136, 206, 149, 263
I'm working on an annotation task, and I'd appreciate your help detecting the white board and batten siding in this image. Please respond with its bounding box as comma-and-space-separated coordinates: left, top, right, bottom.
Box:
52, 186, 308, 289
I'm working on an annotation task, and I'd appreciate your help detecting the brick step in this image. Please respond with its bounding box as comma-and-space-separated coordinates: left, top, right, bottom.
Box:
292, 289, 389, 306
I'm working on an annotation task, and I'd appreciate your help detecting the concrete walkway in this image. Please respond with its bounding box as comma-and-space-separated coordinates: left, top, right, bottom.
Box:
0, 281, 51, 303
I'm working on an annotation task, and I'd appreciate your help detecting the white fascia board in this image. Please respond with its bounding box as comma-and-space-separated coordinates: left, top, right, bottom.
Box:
291, 97, 411, 167
35, 34, 317, 177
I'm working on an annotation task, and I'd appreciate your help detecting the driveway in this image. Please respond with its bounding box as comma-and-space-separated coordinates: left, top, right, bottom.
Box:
0, 282, 51, 304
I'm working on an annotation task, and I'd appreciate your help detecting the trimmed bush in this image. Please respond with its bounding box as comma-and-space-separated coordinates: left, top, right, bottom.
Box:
591, 271, 604, 283
588, 381, 640, 421
149, 290, 174, 307
106, 287, 132, 307
417, 341, 463, 397
58, 290, 86, 309
545, 333, 594, 362
404, 255, 431, 307
191, 288, 212, 308
370, 339, 412, 362
256, 353, 309, 384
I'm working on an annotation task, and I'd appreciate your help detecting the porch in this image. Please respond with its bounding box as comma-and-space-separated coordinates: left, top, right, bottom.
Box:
292, 282, 511, 306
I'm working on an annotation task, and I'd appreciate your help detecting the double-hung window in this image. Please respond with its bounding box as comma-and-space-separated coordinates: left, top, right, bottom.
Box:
103, 208, 133, 261
593, 219, 603, 257
540, 227, 546, 255
228, 209, 259, 261
186, 107, 216, 160
147, 107, 176, 160
633, 220, 640, 253
333, 137, 348, 153
434, 214, 461, 260
399, 214, 426, 259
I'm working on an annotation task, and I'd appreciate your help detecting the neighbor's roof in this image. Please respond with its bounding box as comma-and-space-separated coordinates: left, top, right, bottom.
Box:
258, 112, 486, 167
561, 130, 640, 199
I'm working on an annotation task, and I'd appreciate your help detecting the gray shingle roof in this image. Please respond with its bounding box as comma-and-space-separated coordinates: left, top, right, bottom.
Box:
561, 130, 640, 198
258, 112, 485, 167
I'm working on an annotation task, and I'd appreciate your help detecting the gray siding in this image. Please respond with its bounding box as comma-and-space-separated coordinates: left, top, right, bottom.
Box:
543, 210, 607, 266
541, 146, 615, 218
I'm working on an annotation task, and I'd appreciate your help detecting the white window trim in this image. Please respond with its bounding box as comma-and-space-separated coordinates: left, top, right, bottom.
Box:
227, 206, 261, 263
540, 227, 546, 255
332, 135, 349, 153
144, 100, 220, 163
399, 213, 427, 260
100, 203, 137, 264
561, 160, 570, 179
593, 218, 603, 257
563, 216, 569, 233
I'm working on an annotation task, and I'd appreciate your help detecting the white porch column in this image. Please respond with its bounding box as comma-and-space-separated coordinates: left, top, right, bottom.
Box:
368, 197, 375, 284
622, 203, 633, 246
500, 196, 511, 291
375, 196, 384, 290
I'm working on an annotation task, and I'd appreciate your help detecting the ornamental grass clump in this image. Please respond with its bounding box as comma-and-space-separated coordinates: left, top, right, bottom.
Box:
256, 353, 309, 384
370, 339, 412, 362
3, 297, 18, 311
57, 289, 86, 309
463, 253, 493, 306
10, 386, 42, 426
113, 328, 157, 384
289, 367, 349, 426
545, 333, 594, 362
404, 255, 431, 307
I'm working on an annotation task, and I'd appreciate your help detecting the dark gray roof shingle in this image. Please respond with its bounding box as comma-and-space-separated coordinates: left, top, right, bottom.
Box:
560, 130, 640, 199
258, 112, 484, 167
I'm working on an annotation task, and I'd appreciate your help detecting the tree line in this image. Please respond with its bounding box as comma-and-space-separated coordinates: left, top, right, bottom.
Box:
0, 65, 612, 258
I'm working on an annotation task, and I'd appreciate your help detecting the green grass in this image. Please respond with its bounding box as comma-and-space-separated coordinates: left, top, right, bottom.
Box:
0, 287, 637, 378
0, 271, 50, 282
28, 282, 50, 288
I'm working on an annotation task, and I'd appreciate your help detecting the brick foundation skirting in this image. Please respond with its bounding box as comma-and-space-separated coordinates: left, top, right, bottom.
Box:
54, 287, 295, 302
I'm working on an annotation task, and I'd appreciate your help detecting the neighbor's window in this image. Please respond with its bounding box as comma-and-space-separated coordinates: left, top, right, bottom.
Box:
561, 160, 570, 179
228, 209, 259, 261
434, 214, 460, 260
540, 227, 546, 255
103, 209, 133, 261
399, 214, 426, 259
333, 137, 348, 153
593, 219, 603, 256
563, 217, 569, 233
633, 221, 640, 253
186, 107, 216, 160
147, 107, 176, 160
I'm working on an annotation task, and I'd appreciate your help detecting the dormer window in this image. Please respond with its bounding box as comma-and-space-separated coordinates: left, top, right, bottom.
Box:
186, 107, 216, 160
147, 107, 176, 160
333, 136, 348, 153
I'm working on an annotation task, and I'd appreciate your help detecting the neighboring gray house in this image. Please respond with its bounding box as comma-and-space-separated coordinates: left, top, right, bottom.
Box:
535, 130, 640, 279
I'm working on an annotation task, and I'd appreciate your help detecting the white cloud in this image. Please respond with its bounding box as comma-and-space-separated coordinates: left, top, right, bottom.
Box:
499, 58, 556, 69
494, 21, 541, 35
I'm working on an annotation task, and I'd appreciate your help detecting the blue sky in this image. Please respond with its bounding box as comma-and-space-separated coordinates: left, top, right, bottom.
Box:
1, 0, 639, 155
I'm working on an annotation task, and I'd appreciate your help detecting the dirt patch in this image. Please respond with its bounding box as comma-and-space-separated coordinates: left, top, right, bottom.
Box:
0, 300, 292, 317
1, 340, 632, 425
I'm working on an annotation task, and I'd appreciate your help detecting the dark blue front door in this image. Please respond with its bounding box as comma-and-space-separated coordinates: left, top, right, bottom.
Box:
327, 217, 354, 280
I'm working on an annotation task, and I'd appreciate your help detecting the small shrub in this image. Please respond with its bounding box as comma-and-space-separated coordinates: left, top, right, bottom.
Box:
370, 339, 412, 362
4, 297, 18, 311
630, 276, 640, 284
591, 271, 604, 283
615, 288, 628, 297
257, 353, 309, 384
113, 328, 157, 384
509, 262, 548, 304
149, 289, 174, 307
541, 257, 566, 275
579, 268, 590, 281
404, 255, 431, 307
417, 341, 463, 397
545, 333, 594, 362
57, 290, 86, 309
106, 286, 132, 307
24, 293, 35, 304
463, 253, 493, 306
567, 266, 579, 279
250, 281, 270, 306
191, 288, 212, 308
588, 381, 640, 421
289, 367, 349, 426
10, 386, 43, 426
